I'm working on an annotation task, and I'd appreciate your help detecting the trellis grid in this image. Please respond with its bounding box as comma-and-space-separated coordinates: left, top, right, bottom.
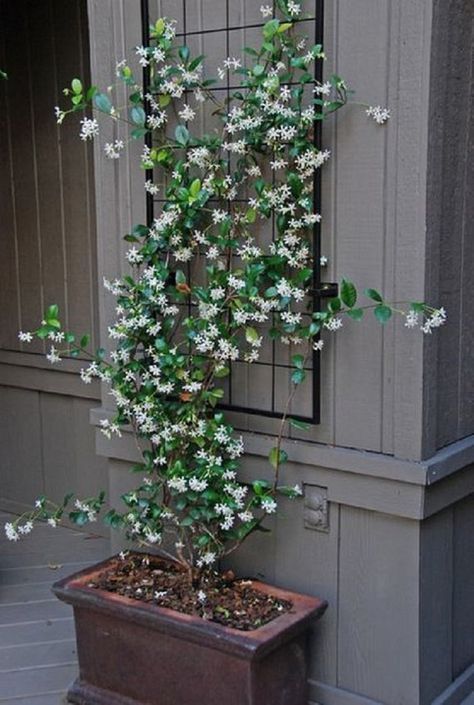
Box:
140, 0, 325, 423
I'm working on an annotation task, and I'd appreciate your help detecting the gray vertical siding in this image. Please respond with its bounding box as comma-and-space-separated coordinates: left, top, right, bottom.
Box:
427, 0, 474, 450
0, 0, 106, 514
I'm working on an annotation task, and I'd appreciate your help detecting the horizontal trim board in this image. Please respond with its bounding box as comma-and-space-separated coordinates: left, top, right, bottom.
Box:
90, 408, 474, 519
0, 363, 100, 400
89, 409, 474, 487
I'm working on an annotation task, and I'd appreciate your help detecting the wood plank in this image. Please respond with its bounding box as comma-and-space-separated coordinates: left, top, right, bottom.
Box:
419, 507, 453, 705
2, 0, 44, 354
452, 495, 474, 677
0, 583, 58, 604
0, 387, 44, 506
0, 694, 66, 705
0, 617, 74, 648
337, 506, 419, 704
0, 663, 77, 699
332, 0, 391, 453
0, 600, 72, 626
41, 395, 108, 516
0, 562, 94, 586
0, 16, 21, 352
52, 0, 97, 342
0, 639, 76, 671
26, 0, 67, 331
274, 494, 339, 686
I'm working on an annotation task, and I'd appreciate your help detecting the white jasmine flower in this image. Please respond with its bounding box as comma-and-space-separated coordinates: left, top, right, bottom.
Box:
5, 522, 19, 541
238, 510, 254, 523
79, 117, 99, 141
18, 331, 33, 342
104, 140, 124, 159
404, 310, 419, 329
260, 4, 273, 17
178, 104, 196, 121
126, 247, 144, 264
313, 340, 324, 351
293, 484, 303, 496
197, 590, 207, 603
211, 209, 228, 224
47, 517, 58, 528
144, 180, 159, 195
314, 81, 332, 96
18, 521, 33, 535
320, 255, 328, 266
261, 497, 277, 514
135, 45, 149, 67
168, 477, 187, 493
54, 106, 66, 124
366, 106, 390, 125
421, 307, 447, 334
288, 0, 301, 15
154, 590, 168, 599
324, 317, 343, 331
46, 346, 61, 364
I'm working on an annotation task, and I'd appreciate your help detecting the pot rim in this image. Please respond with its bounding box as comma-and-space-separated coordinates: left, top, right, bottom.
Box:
53, 552, 327, 660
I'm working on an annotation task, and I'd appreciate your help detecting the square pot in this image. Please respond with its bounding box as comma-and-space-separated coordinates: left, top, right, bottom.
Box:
53, 554, 327, 705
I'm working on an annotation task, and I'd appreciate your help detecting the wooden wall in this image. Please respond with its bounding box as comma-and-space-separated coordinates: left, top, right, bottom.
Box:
0, 0, 107, 513
426, 0, 474, 450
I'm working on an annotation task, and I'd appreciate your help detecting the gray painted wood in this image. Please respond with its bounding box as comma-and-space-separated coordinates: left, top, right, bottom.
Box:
419, 508, 454, 705
337, 507, 419, 704
452, 495, 474, 678
0, 513, 109, 703
427, 0, 474, 450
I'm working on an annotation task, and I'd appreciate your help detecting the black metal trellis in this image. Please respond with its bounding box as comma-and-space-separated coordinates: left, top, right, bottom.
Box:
140, 0, 326, 424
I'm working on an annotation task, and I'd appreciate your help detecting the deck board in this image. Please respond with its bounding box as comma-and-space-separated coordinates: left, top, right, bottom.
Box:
0, 513, 109, 703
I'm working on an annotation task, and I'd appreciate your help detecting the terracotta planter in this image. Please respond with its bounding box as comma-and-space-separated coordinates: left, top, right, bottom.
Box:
53, 554, 327, 705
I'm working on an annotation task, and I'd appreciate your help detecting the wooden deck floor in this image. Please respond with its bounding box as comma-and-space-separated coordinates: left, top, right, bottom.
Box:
0, 512, 109, 704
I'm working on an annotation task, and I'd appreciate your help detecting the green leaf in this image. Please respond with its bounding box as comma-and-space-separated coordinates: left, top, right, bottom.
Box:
179, 45, 190, 62
263, 19, 280, 40
189, 178, 201, 197
46, 304, 59, 321
269, 447, 288, 469
246, 207, 257, 223
328, 297, 341, 313
214, 366, 230, 378
131, 127, 148, 140
154, 18, 165, 35
175, 125, 190, 146
245, 327, 259, 344
94, 92, 112, 113
291, 368, 306, 385
278, 22, 293, 33
291, 354, 304, 369
175, 269, 186, 285
364, 288, 383, 303
340, 278, 357, 308
71, 78, 82, 95
374, 304, 392, 324
159, 94, 171, 108
346, 308, 364, 321
130, 106, 146, 126
80, 334, 90, 348
289, 418, 311, 430
252, 64, 265, 77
